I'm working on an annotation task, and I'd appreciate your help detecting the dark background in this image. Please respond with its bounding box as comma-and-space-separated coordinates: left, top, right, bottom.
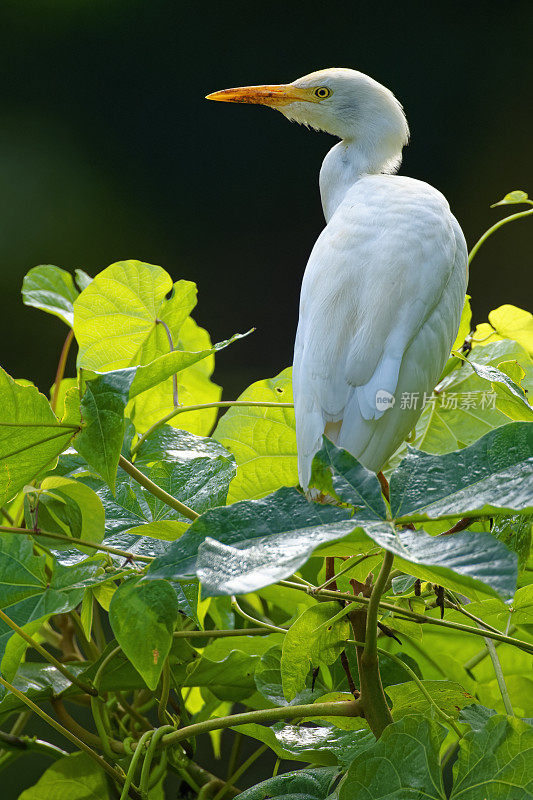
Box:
0, 0, 532, 794
1, 0, 532, 399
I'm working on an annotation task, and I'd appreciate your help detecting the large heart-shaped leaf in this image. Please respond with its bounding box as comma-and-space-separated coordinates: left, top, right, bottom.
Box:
213, 368, 297, 502
391, 421, 533, 522
73, 260, 197, 371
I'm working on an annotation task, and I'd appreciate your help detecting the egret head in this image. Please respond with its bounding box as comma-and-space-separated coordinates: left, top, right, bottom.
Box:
207, 68, 409, 174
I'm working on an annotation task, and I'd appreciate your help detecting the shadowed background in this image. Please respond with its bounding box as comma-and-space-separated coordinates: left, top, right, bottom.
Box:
1, 0, 532, 398
0, 0, 532, 794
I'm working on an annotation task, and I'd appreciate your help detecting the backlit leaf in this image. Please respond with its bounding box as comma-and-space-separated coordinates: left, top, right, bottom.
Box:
213, 367, 297, 502
22, 265, 78, 327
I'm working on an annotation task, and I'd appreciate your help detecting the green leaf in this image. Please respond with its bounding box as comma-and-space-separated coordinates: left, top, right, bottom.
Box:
73, 260, 197, 371
391, 421, 533, 521
236, 721, 374, 767
126, 329, 250, 399
74, 370, 135, 492
0, 662, 88, 720
491, 514, 532, 572
452, 294, 472, 351
108, 577, 179, 690
237, 767, 339, 800
387, 680, 474, 720
183, 649, 258, 701
0, 535, 108, 677
0, 368, 77, 506
311, 440, 518, 599
473, 306, 533, 356
36, 476, 105, 552
491, 190, 529, 206
213, 367, 297, 502
339, 715, 447, 800
281, 603, 350, 702
145, 487, 355, 594
22, 265, 79, 327
310, 437, 387, 521
450, 714, 533, 798
18, 752, 109, 799
459, 356, 533, 421
387, 339, 533, 471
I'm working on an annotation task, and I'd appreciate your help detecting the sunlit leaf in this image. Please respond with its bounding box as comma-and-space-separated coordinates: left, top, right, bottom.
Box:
73, 260, 197, 371
213, 367, 297, 502
491, 189, 529, 206
0, 368, 77, 506
22, 265, 78, 327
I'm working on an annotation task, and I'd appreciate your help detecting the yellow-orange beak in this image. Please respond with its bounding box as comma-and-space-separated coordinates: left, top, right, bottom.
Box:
205, 84, 313, 107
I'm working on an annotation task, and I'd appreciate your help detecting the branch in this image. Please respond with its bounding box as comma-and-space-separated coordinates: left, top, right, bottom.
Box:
131, 401, 294, 455
278, 580, 533, 655
0, 525, 153, 563
160, 700, 363, 749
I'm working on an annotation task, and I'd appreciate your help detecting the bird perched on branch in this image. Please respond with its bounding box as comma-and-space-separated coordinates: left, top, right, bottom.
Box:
207, 68, 468, 489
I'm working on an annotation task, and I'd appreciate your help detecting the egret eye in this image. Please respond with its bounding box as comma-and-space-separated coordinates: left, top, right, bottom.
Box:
314, 87, 331, 99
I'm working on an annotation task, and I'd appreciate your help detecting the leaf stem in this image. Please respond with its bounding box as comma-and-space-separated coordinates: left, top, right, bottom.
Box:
155, 318, 179, 408
131, 401, 294, 455
231, 596, 287, 633
478, 626, 515, 716
468, 206, 533, 266
0, 525, 154, 563
173, 627, 270, 639
0, 607, 97, 696
0, 728, 68, 760
118, 456, 199, 521
51, 329, 75, 413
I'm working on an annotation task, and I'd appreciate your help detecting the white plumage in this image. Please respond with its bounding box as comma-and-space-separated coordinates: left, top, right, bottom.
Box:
207, 68, 468, 488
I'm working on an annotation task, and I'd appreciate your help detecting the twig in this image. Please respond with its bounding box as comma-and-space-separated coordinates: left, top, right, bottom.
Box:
278, 580, 533, 655
51, 329, 75, 413
118, 456, 199, 521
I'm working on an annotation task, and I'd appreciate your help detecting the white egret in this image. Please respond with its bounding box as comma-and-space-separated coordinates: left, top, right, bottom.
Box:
207, 69, 468, 489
